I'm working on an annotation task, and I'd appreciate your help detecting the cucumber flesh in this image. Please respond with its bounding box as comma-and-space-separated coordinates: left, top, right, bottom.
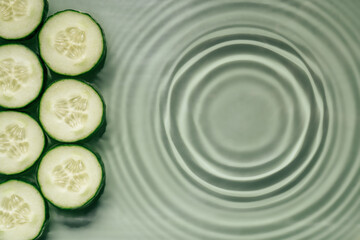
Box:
0, 111, 45, 175
37, 145, 104, 209
39, 10, 104, 76
0, 180, 47, 240
0, 44, 44, 109
0, 0, 46, 40
39, 79, 104, 142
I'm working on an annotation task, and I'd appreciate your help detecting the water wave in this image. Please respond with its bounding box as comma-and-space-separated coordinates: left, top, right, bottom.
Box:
102, 0, 360, 239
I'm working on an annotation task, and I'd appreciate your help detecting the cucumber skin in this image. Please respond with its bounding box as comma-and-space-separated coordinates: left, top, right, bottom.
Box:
0, 43, 47, 110
38, 9, 107, 77
0, 179, 50, 240
0, 111, 48, 177
38, 79, 107, 143
0, 0, 49, 41
36, 144, 106, 211
34, 180, 50, 240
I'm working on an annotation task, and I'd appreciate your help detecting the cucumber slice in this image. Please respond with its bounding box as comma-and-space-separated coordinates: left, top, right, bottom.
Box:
0, 111, 45, 175
39, 10, 105, 76
0, 44, 44, 109
0, 0, 48, 40
0, 180, 48, 240
39, 79, 104, 142
37, 145, 104, 209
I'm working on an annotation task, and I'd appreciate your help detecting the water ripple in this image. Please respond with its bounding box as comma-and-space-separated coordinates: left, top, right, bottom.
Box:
103, 0, 360, 239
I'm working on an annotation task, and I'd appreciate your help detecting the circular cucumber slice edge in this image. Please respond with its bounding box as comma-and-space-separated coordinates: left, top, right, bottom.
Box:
0, 179, 49, 240
38, 9, 106, 77
38, 79, 106, 143
36, 144, 105, 210
0, 111, 46, 176
0, 0, 48, 41
0, 43, 46, 109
